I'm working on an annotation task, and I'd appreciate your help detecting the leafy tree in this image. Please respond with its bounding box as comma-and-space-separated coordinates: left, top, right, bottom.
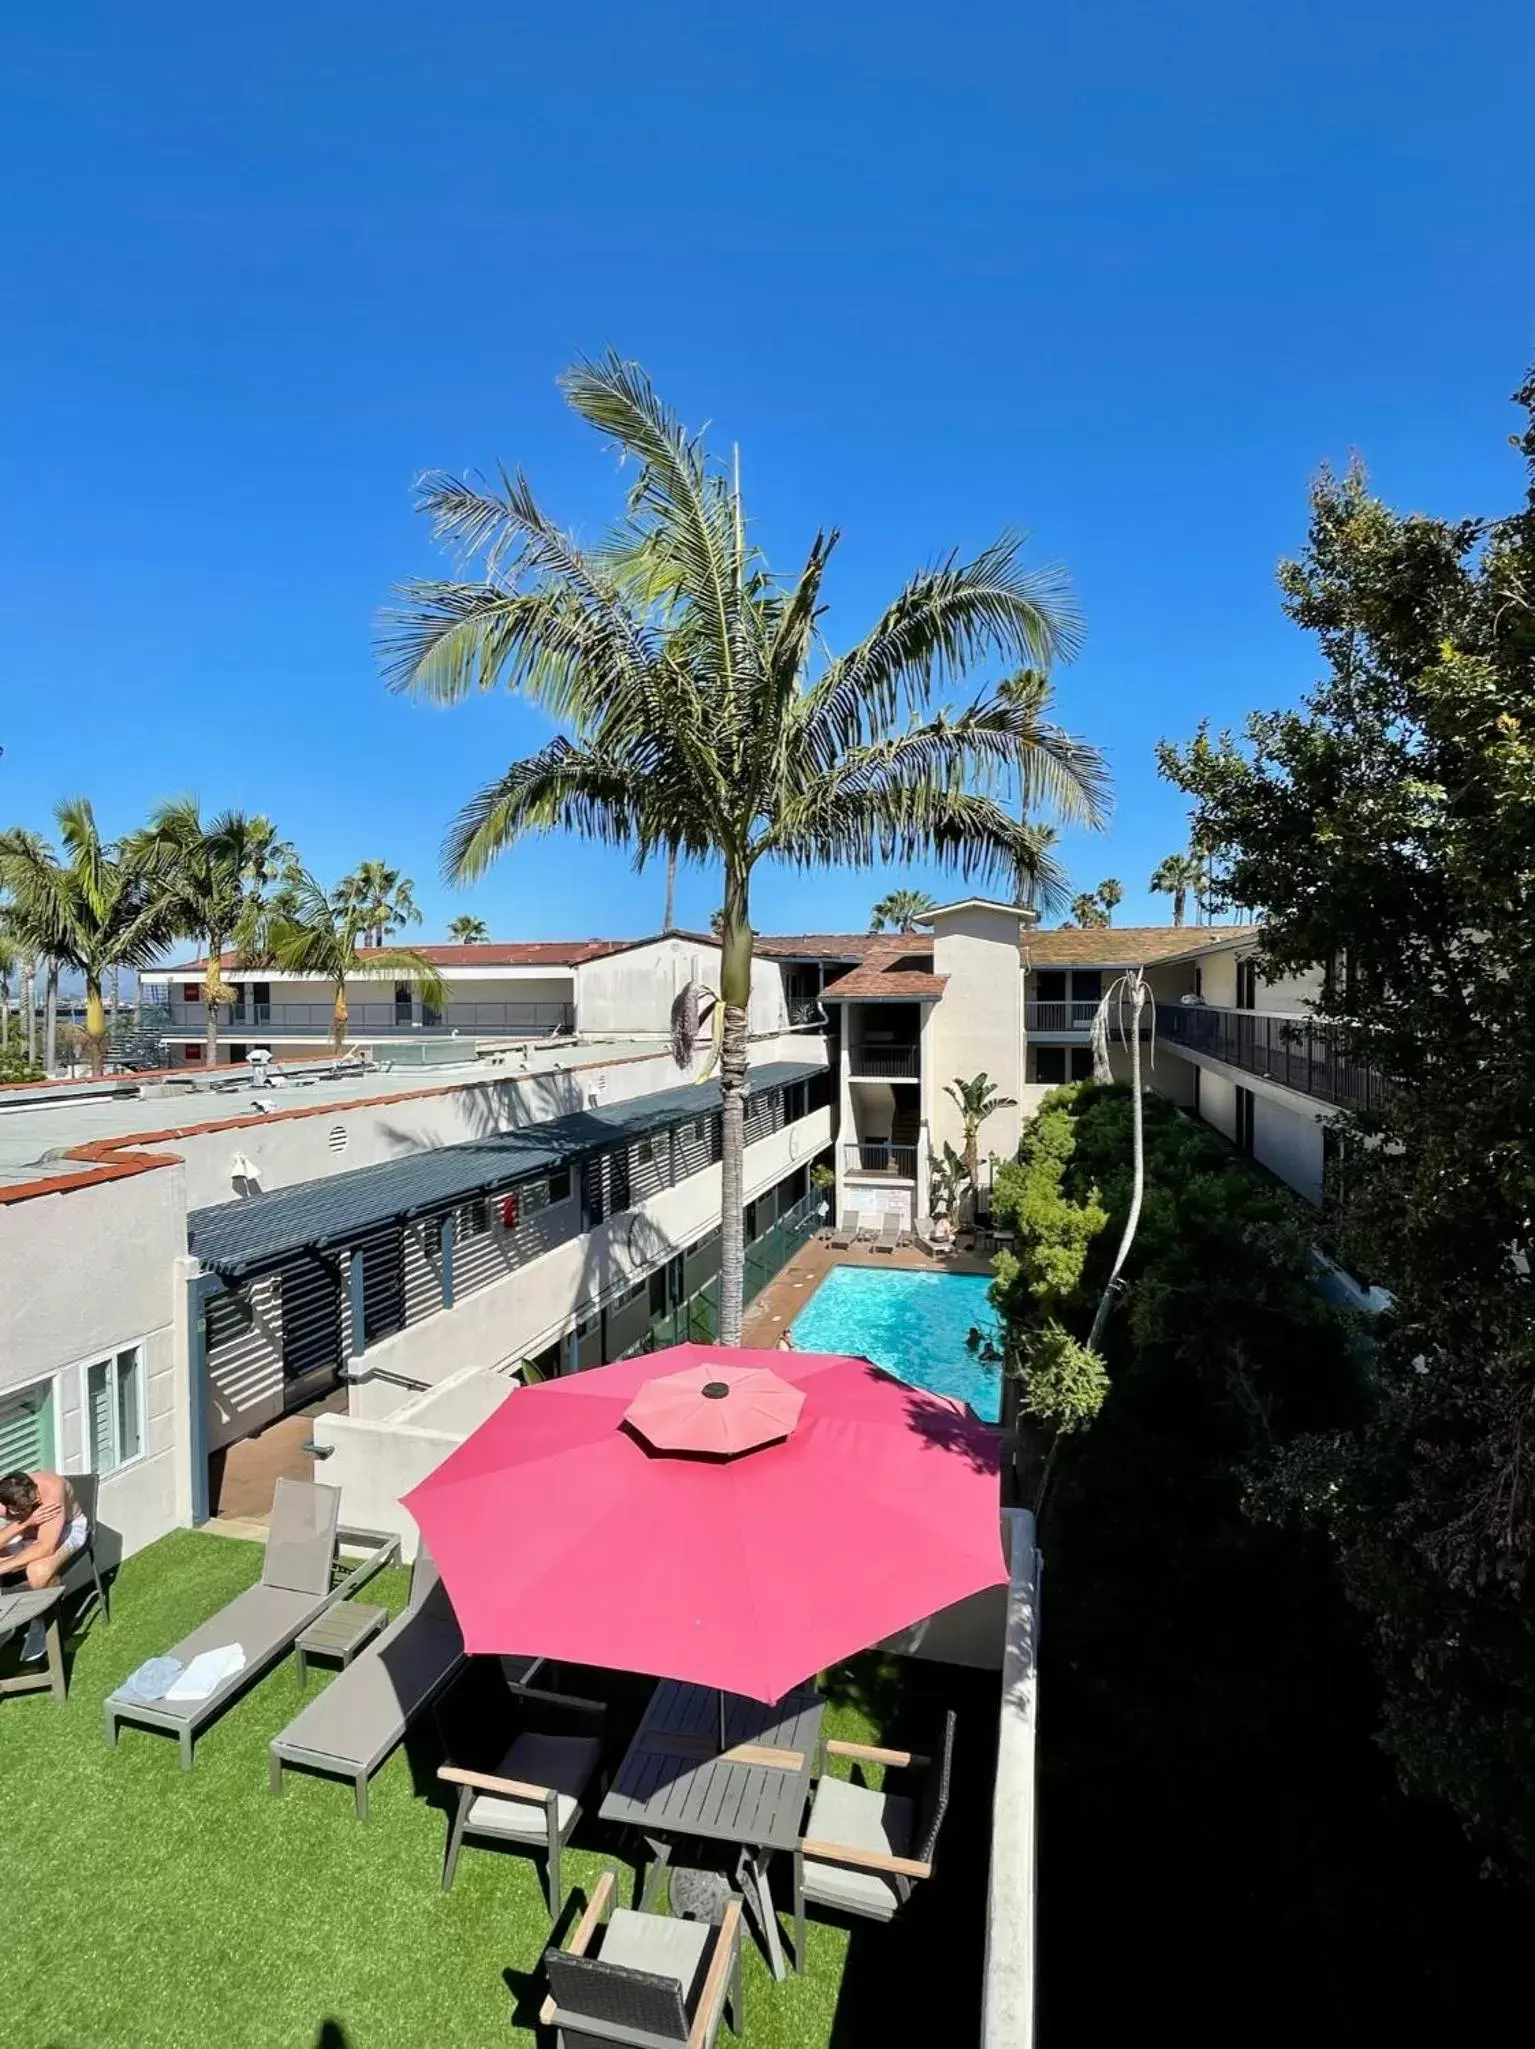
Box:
383, 352, 1100, 1343
868, 887, 937, 932
129, 800, 291, 1066
1157, 373, 1535, 1863
0, 802, 177, 1075
333, 861, 421, 949
943, 1071, 1018, 1205
447, 915, 489, 943
1148, 851, 1204, 925
238, 870, 445, 1053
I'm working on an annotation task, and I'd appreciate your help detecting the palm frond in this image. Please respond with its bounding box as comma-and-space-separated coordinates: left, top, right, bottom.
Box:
443, 739, 670, 885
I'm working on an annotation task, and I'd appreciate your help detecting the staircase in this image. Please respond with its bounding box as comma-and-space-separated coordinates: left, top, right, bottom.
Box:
890, 1097, 922, 1159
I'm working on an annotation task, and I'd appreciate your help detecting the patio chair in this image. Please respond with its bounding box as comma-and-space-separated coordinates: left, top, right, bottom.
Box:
828, 1210, 861, 1250
104, 1480, 391, 1768
540, 1868, 744, 2048
437, 1663, 607, 1915
0, 1473, 113, 1707
872, 1211, 902, 1254
793, 1710, 956, 1935
268, 1545, 532, 1818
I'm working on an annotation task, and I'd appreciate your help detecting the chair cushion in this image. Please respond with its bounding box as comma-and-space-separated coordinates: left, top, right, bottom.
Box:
801, 1774, 916, 1922
466, 1730, 601, 1841
599, 1908, 711, 2009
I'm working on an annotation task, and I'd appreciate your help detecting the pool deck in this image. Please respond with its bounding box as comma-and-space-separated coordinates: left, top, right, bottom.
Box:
741, 1234, 996, 1348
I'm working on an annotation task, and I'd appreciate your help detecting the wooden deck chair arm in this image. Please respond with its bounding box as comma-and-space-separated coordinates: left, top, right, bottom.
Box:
437, 1764, 556, 1803
539, 1869, 617, 2025
506, 1682, 607, 1717
823, 1738, 927, 1769
686, 1897, 743, 2049
801, 1837, 934, 1881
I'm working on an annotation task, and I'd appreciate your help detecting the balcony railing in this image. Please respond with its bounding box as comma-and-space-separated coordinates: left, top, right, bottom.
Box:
849, 1046, 920, 1078
845, 1141, 920, 1179
1158, 1004, 1384, 1112
165, 999, 575, 1037
1025, 1000, 1101, 1032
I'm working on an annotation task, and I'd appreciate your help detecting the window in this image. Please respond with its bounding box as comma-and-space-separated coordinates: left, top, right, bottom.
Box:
1070, 1047, 1095, 1082
82, 1346, 145, 1475
1071, 970, 1103, 1003
1034, 969, 1067, 1002
1235, 1085, 1256, 1156
635, 1135, 656, 1167
1236, 957, 1258, 1011
648, 1268, 669, 1318
1033, 1046, 1067, 1084
549, 1167, 571, 1204
182, 983, 200, 1004
460, 1198, 490, 1240
0, 1379, 55, 1474
183, 1043, 204, 1063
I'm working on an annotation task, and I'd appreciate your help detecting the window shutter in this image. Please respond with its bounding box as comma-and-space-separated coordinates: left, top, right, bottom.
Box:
0, 1384, 53, 1473
86, 1359, 114, 1472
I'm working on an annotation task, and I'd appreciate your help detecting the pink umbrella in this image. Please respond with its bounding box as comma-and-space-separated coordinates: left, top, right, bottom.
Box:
403, 1342, 1005, 1705
623, 1361, 804, 1458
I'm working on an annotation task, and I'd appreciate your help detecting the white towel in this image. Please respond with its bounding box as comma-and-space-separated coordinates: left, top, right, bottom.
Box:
164, 1643, 247, 1702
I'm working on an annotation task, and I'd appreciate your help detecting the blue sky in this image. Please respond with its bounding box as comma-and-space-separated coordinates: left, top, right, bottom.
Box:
2, 0, 1531, 944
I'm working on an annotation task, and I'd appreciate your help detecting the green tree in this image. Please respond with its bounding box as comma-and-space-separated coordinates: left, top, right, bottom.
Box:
383, 353, 1099, 1343
1068, 890, 1109, 929
0, 929, 14, 1052
333, 861, 421, 949
0, 802, 177, 1075
447, 915, 489, 943
1096, 877, 1124, 922
238, 870, 445, 1053
868, 887, 937, 932
1148, 851, 1204, 926
1158, 374, 1535, 1863
130, 800, 291, 1066
943, 1071, 1018, 1208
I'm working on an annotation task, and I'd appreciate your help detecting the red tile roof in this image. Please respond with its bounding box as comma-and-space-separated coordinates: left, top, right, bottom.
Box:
752, 934, 900, 961
821, 967, 948, 999
161, 933, 729, 975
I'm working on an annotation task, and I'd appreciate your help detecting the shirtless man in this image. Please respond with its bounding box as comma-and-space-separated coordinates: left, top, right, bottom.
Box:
0, 1470, 89, 1662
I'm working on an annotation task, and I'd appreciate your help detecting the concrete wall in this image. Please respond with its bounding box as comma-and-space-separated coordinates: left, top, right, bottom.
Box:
929, 906, 1027, 1161
1252, 1095, 1326, 1204
1196, 1066, 1238, 1141
983, 1508, 1040, 2049
0, 1164, 186, 1559
343, 1105, 833, 1421
574, 937, 791, 1039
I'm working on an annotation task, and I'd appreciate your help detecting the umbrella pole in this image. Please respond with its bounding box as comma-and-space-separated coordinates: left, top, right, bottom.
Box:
719, 1687, 728, 1753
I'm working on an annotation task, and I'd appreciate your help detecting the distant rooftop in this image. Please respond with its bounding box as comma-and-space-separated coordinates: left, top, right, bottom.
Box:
156, 932, 722, 976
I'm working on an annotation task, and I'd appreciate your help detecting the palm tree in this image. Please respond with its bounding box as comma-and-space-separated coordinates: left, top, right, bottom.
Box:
0, 802, 178, 1075
997, 668, 1108, 907
1149, 852, 1203, 926
1014, 821, 1061, 909
238, 870, 445, 1053
130, 801, 291, 1066
868, 888, 937, 933
943, 1072, 1018, 1216
0, 930, 14, 1049
447, 914, 489, 943
1069, 890, 1109, 930
663, 847, 678, 932
333, 861, 422, 949
1096, 878, 1124, 924
382, 353, 1093, 1345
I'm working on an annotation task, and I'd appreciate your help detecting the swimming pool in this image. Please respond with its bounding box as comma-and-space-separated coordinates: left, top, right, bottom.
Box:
790, 1265, 1004, 1423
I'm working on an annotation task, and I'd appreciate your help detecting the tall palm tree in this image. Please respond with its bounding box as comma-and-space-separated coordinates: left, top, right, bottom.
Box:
333, 861, 421, 949
0, 803, 177, 1075
868, 887, 937, 933
447, 914, 489, 943
0, 930, 14, 1050
1096, 877, 1124, 924
1069, 890, 1109, 929
1014, 821, 1061, 910
381, 353, 1096, 1344
238, 870, 445, 1053
1149, 852, 1203, 927
130, 800, 290, 1066
998, 668, 1108, 907
943, 1072, 1018, 1215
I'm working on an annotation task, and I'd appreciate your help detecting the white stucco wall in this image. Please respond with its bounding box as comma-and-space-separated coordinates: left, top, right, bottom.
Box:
928, 905, 1027, 1161
1197, 1067, 1238, 1141
573, 937, 791, 1039
0, 1165, 186, 1558
1252, 1095, 1326, 1205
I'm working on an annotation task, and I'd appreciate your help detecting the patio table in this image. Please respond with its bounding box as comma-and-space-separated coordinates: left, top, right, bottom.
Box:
0, 1585, 67, 1704
601, 1677, 824, 1981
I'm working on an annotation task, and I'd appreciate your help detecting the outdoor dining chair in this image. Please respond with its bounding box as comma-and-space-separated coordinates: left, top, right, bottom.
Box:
793, 1709, 956, 1935
436, 1665, 607, 1915
540, 1868, 743, 2049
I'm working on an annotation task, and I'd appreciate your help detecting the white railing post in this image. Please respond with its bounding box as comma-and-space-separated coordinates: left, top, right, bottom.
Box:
983, 1507, 1040, 2049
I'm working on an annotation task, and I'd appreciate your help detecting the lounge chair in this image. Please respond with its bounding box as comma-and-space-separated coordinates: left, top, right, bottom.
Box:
793, 1711, 955, 1939
269, 1545, 516, 1817
0, 1472, 113, 1706
828, 1210, 861, 1250
437, 1661, 607, 1916
541, 1868, 744, 2048
872, 1211, 903, 1254
103, 1479, 393, 1769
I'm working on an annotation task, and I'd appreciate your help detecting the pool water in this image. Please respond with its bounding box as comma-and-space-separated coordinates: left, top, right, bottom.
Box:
790, 1265, 1005, 1422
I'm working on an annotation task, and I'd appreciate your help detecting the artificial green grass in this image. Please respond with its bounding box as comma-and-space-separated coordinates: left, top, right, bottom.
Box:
3, 1532, 992, 2049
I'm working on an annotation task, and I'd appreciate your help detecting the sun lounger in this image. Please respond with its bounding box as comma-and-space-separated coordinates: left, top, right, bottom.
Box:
873, 1211, 903, 1254
828, 1210, 861, 1250
268, 1546, 538, 1817
103, 1479, 394, 1769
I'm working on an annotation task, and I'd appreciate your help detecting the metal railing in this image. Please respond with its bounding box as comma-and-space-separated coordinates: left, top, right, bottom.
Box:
1025, 1000, 1100, 1032
849, 1045, 921, 1078
1157, 1004, 1384, 1112
844, 1141, 920, 1179
165, 999, 575, 1037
